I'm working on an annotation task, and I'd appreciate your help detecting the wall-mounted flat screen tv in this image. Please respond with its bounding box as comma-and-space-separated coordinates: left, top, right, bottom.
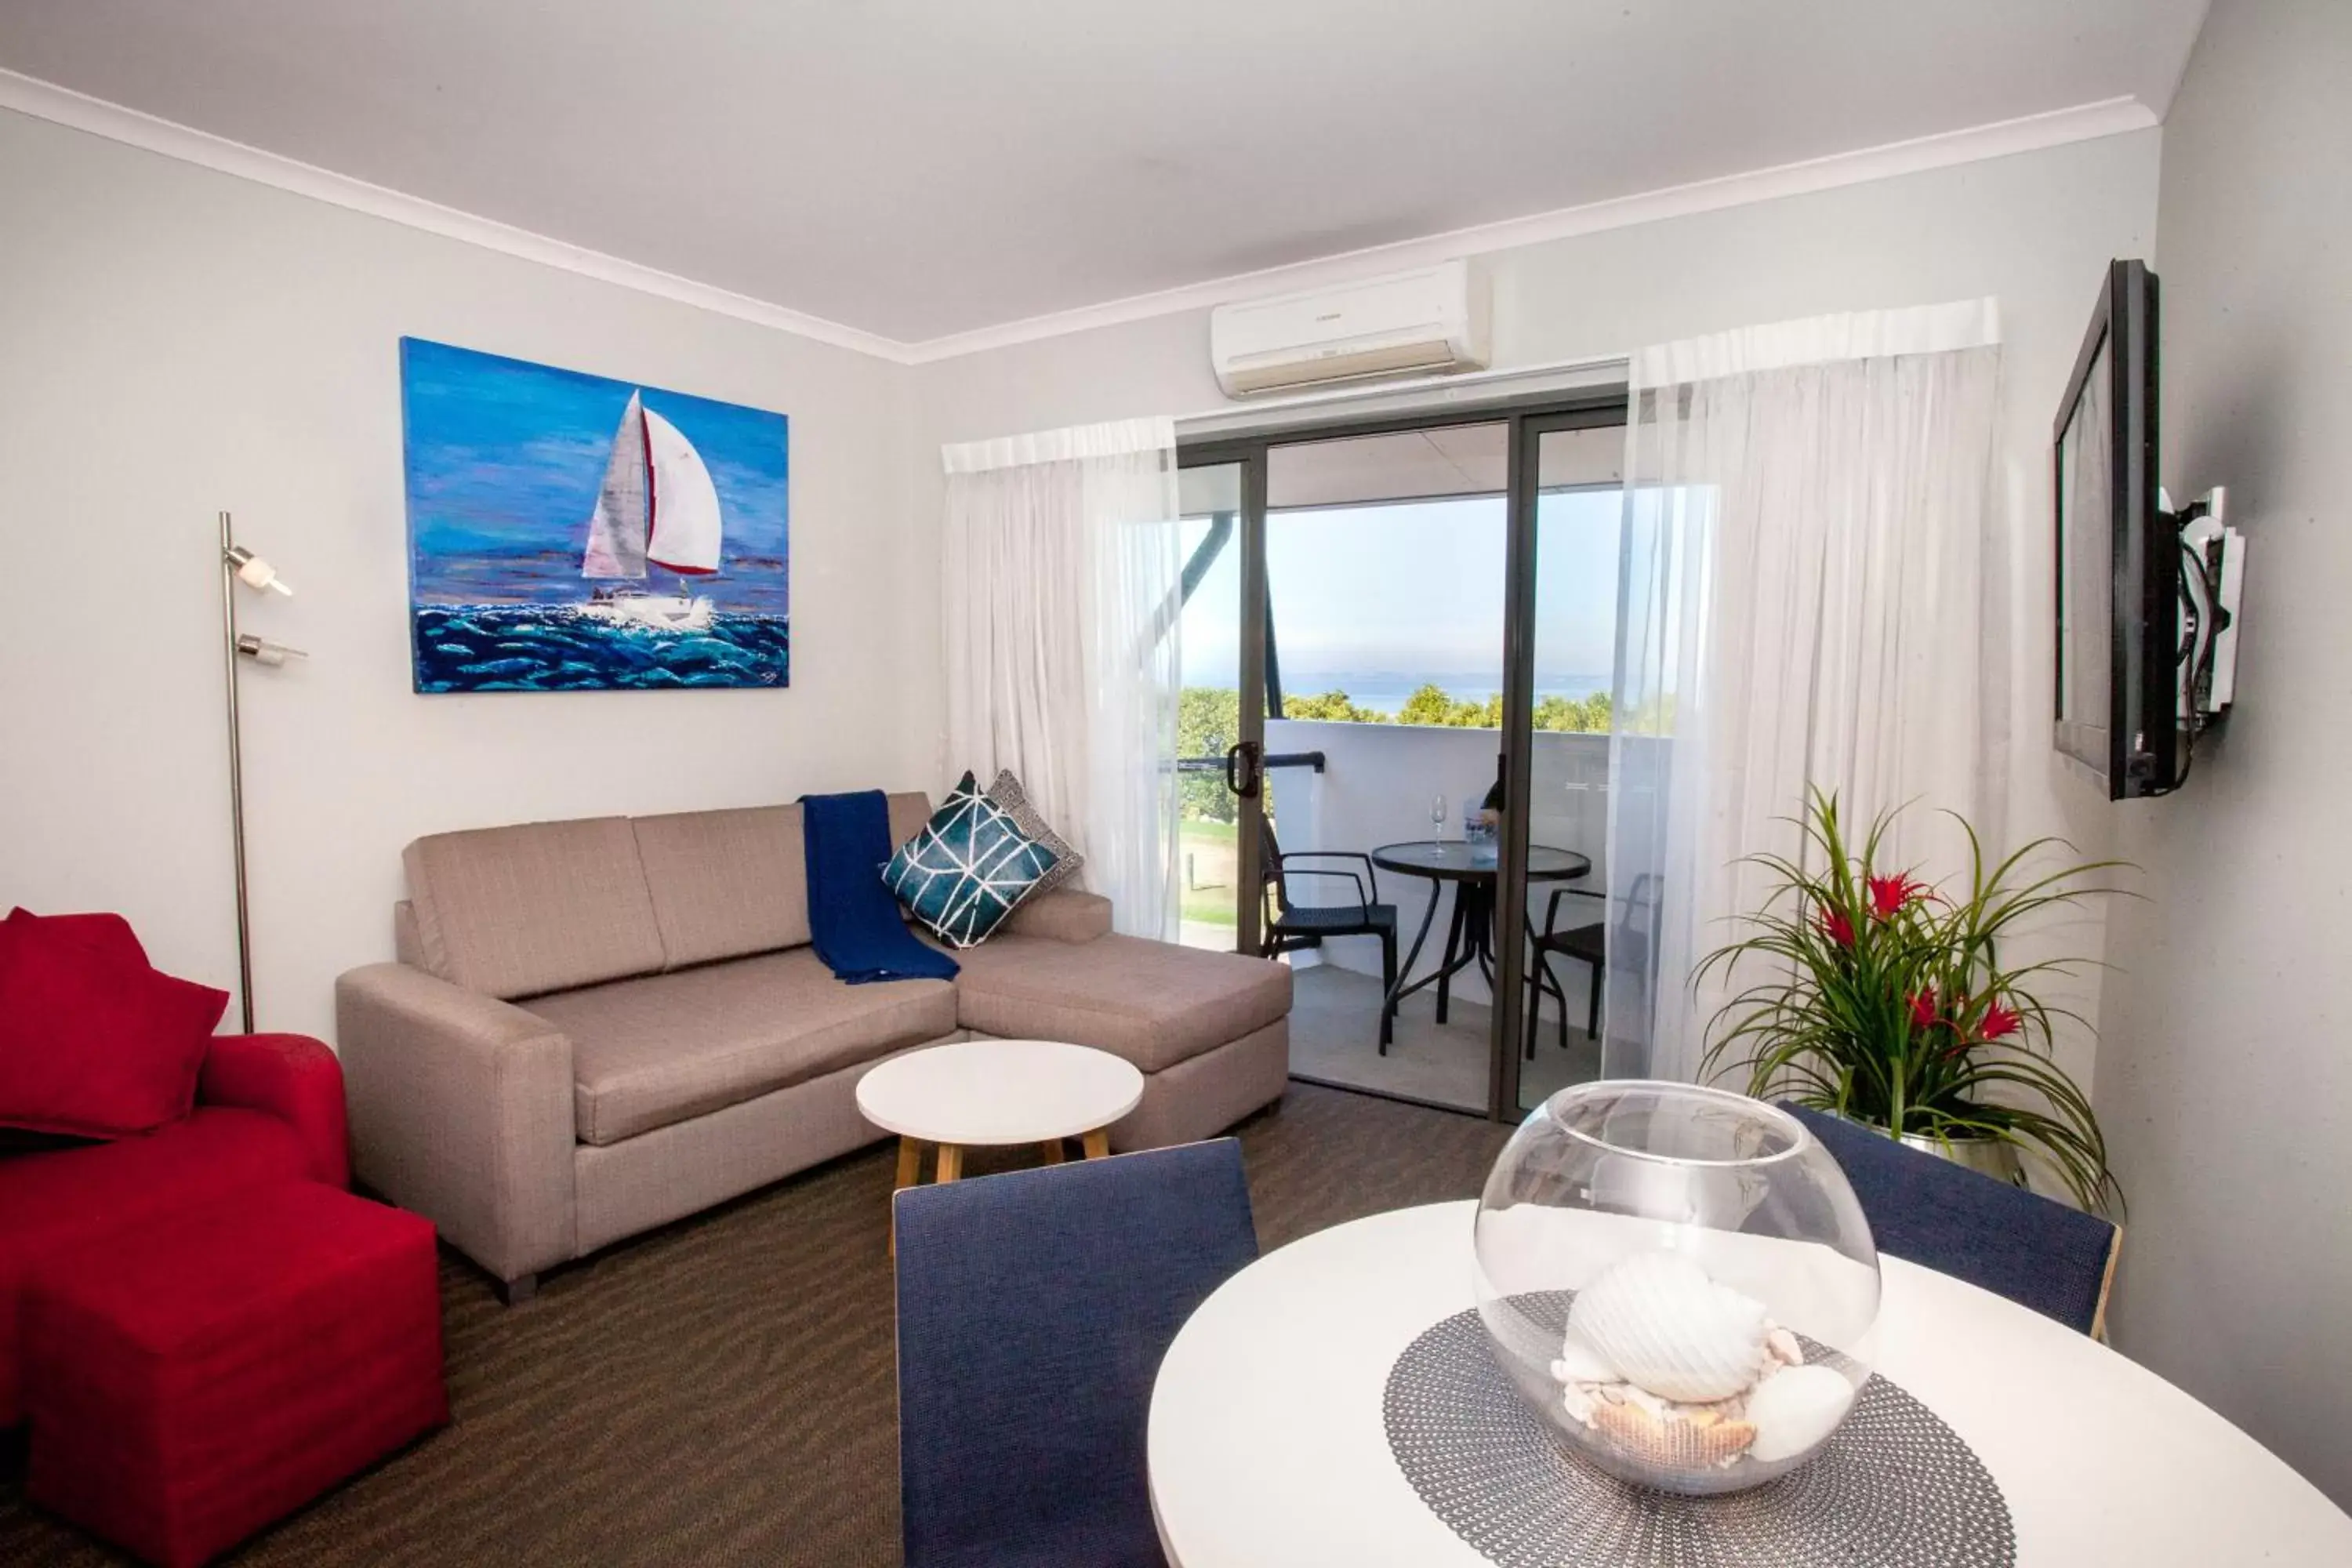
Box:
2054, 259, 2172, 799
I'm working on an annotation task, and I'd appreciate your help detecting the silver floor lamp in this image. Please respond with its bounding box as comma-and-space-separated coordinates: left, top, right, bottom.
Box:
219, 510, 306, 1034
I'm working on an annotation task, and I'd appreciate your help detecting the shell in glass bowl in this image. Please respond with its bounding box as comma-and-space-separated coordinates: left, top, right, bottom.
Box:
1473, 1080, 1880, 1495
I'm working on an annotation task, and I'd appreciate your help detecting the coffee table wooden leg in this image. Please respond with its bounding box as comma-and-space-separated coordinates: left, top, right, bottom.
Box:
935, 1144, 964, 1183
1082, 1129, 1109, 1160
1040, 1139, 1066, 1165
891, 1138, 925, 1258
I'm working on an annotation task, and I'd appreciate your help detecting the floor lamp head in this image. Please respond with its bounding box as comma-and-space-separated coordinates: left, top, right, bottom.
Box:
223, 543, 294, 596
234, 633, 309, 666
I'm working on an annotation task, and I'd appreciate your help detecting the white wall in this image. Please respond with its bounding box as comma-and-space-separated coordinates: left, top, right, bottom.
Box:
0, 107, 935, 1043
916, 129, 2165, 1094
2095, 1, 2352, 1509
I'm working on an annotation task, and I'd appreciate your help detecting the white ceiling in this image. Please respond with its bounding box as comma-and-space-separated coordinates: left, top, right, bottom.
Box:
0, 1, 2206, 351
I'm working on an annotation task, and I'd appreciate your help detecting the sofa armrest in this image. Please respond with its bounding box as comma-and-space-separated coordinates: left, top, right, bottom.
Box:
1004, 889, 1114, 944
198, 1033, 349, 1188
336, 963, 577, 1287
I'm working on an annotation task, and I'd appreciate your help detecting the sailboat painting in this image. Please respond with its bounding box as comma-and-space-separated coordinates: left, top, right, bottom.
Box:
401, 337, 789, 692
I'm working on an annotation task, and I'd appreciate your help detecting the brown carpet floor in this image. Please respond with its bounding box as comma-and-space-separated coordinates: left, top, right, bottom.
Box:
0, 1083, 1512, 1566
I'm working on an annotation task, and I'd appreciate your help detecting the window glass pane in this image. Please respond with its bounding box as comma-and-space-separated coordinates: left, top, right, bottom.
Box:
1176, 465, 1244, 953
1520, 425, 1624, 1111
1264, 425, 1508, 1114
1266, 424, 1508, 725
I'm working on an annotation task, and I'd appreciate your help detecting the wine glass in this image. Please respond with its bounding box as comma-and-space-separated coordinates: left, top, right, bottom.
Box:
1430, 793, 1449, 843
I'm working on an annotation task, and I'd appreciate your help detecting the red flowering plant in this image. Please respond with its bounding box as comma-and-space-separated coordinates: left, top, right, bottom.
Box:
1697, 789, 2125, 1212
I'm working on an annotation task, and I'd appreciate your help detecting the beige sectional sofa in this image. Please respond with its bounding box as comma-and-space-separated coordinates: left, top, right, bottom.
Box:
336, 793, 1290, 1301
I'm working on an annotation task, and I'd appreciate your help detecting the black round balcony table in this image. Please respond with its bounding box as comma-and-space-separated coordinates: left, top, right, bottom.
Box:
1368, 840, 1592, 1030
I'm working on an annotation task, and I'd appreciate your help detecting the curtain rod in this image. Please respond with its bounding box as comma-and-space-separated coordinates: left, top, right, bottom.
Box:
1171, 350, 1632, 433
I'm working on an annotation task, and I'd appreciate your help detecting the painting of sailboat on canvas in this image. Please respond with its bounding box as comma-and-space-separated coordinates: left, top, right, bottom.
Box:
401, 338, 789, 691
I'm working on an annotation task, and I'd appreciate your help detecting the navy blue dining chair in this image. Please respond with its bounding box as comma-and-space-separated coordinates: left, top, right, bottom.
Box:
894, 1138, 1259, 1568
1781, 1102, 2121, 1338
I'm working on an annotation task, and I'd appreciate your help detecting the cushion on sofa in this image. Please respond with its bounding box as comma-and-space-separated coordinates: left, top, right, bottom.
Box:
5, 907, 149, 967
633, 804, 814, 969
949, 935, 1291, 1074
402, 817, 666, 999
631, 795, 939, 971
887, 774, 1060, 949
523, 949, 959, 1145
985, 769, 1084, 896
0, 911, 230, 1139
885, 791, 933, 850
1002, 888, 1114, 944
0, 1105, 312, 1425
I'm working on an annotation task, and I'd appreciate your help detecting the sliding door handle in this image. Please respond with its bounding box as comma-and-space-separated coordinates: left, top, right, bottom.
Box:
1225, 741, 1263, 800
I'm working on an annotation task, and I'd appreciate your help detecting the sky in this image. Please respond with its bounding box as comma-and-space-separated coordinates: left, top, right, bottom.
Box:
401, 337, 791, 614
1180, 490, 1622, 701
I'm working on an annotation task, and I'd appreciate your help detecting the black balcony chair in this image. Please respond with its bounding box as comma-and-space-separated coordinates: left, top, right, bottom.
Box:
1259, 822, 1399, 1051
1525, 873, 1659, 1058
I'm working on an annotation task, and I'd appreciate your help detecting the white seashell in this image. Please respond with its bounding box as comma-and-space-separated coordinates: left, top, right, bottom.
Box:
1560, 1381, 1596, 1424
1766, 1327, 1804, 1367
1552, 1324, 1617, 1385
1567, 1250, 1771, 1404
1743, 1363, 1855, 1462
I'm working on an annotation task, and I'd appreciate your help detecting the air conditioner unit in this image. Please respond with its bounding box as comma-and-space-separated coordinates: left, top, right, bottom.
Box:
1210, 260, 1491, 397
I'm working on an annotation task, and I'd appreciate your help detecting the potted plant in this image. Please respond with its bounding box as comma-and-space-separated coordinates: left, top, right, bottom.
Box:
1697, 789, 2124, 1213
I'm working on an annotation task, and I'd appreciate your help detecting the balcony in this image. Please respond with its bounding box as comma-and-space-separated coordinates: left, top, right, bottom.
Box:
1180, 712, 1611, 1114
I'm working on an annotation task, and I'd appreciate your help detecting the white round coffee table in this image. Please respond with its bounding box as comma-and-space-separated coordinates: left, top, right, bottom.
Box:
857, 1039, 1145, 1239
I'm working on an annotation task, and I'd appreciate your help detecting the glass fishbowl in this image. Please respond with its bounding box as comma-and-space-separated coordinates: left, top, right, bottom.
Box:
1473, 1081, 1880, 1495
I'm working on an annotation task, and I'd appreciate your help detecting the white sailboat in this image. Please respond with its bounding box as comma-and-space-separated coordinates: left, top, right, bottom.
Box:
581, 390, 723, 630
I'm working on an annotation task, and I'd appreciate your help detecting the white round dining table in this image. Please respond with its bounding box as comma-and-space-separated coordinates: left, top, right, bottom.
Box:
1148, 1200, 2352, 1566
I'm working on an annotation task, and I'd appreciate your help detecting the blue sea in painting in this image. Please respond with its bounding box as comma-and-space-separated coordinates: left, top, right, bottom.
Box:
400, 338, 790, 692
413, 606, 791, 692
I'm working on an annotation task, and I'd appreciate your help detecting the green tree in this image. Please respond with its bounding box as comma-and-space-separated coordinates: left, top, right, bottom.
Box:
1178, 686, 1241, 822
1283, 689, 1390, 724
1533, 690, 1613, 733
1184, 681, 1616, 780
1397, 682, 1470, 728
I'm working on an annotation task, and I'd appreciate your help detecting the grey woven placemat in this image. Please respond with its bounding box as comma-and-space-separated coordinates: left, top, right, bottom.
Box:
1383, 1301, 2015, 1567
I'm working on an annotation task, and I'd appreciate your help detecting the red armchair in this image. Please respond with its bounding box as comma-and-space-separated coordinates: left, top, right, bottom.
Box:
0, 1032, 347, 1425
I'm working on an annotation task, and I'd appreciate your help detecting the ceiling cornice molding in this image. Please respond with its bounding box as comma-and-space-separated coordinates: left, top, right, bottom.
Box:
0, 67, 910, 362
897, 95, 2158, 362
1, 67, 2154, 367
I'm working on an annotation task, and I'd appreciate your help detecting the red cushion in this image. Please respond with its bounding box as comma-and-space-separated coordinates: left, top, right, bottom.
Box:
0, 909, 229, 1138
24, 1184, 448, 1568
5, 906, 149, 967
0, 1106, 310, 1424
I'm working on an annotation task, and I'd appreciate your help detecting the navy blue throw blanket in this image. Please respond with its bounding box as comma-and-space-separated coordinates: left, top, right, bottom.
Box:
800, 791, 960, 984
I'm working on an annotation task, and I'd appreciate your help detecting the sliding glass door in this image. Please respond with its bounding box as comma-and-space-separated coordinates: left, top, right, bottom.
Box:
1181, 393, 1626, 1121
1262, 422, 1510, 1113
1508, 420, 1630, 1114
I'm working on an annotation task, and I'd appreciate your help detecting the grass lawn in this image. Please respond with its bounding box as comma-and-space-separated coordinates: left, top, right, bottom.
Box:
1180, 816, 1238, 926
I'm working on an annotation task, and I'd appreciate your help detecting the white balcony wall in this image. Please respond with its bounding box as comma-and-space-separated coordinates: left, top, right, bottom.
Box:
1265, 718, 1610, 1010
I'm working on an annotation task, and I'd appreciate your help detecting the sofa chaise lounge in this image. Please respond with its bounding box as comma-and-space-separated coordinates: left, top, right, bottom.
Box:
336, 793, 1290, 1301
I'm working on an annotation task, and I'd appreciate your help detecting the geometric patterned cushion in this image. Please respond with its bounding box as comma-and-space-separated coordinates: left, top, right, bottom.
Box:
985, 769, 1083, 898
884, 773, 1061, 949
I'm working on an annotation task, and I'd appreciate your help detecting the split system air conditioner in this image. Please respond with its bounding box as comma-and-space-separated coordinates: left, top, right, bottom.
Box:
1209, 260, 1492, 397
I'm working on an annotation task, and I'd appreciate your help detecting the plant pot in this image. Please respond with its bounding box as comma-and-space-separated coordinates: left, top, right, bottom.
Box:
1895, 1129, 2025, 1186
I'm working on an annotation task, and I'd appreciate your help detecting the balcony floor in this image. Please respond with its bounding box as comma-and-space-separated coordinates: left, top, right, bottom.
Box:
1287, 962, 1599, 1116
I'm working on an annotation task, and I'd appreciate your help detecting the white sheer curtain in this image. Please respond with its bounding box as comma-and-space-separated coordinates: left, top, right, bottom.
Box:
942, 418, 1182, 939
1605, 301, 2006, 1082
